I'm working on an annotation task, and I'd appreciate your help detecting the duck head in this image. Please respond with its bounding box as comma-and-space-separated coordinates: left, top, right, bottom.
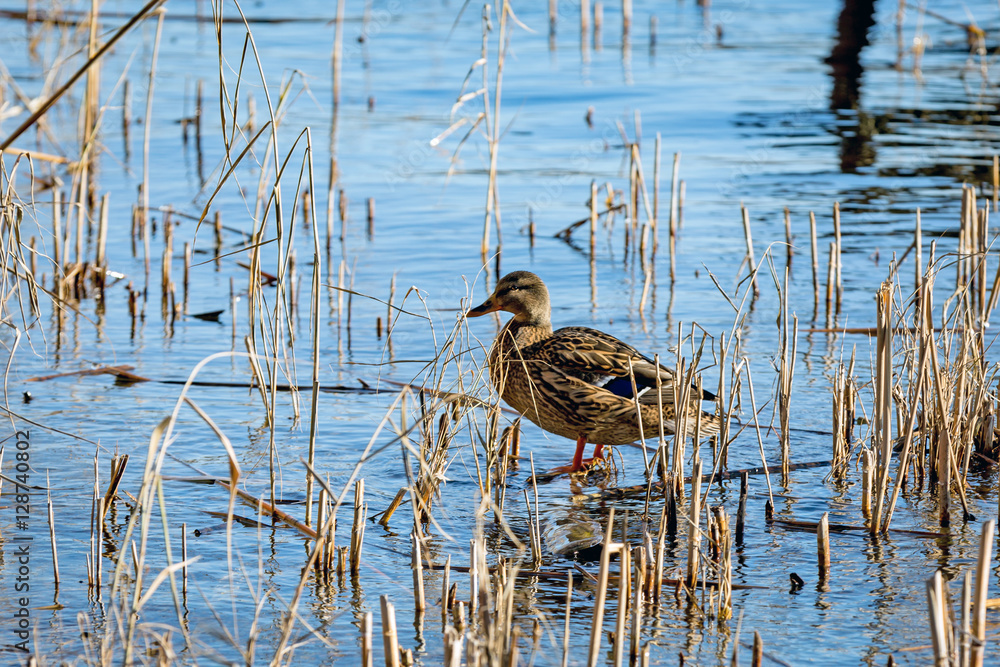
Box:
466, 271, 551, 327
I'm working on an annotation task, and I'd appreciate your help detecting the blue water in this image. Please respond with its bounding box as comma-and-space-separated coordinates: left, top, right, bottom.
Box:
0, 0, 999, 664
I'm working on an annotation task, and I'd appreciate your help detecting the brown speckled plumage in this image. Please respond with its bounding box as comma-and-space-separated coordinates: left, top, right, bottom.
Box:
467, 271, 720, 470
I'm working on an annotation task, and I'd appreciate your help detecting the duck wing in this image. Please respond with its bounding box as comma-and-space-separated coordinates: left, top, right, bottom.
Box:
531, 327, 710, 404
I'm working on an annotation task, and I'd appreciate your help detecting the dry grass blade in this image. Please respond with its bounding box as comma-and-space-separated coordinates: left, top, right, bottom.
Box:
0, 0, 166, 152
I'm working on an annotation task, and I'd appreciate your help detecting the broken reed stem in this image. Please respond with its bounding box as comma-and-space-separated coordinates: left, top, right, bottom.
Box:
915, 208, 922, 302
182, 241, 191, 309
380, 488, 406, 527
928, 320, 953, 528
993, 155, 998, 213
963, 571, 973, 667
653, 133, 660, 252
162, 215, 173, 298
686, 458, 702, 589
831, 358, 855, 476
529, 453, 542, 565
927, 570, 949, 665
305, 131, 322, 529
442, 555, 451, 621
809, 211, 819, 311
46, 471, 59, 588
180, 522, 187, 598
469, 538, 479, 615
870, 280, 894, 534
833, 201, 843, 312
481, 0, 509, 260
668, 151, 680, 283
95, 496, 103, 595
713, 505, 732, 620
741, 204, 759, 298
744, 364, 774, 508
677, 178, 687, 229
613, 544, 630, 667
562, 571, 572, 667
590, 179, 598, 256
861, 449, 873, 519
630, 546, 643, 660
817, 512, 830, 581
96, 193, 109, 269
825, 242, 836, 323
881, 337, 928, 532
971, 519, 995, 667
784, 206, 792, 267
52, 190, 62, 275
367, 197, 375, 239
380, 595, 400, 667
735, 471, 747, 546
362, 612, 374, 667
587, 508, 617, 667
778, 266, 797, 484
141, 7, 167, 278
411, 531, 425, 612
350, 478, 365, 575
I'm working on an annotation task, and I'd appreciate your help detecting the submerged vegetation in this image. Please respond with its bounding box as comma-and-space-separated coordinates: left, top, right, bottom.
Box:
1, 1, 1000, 665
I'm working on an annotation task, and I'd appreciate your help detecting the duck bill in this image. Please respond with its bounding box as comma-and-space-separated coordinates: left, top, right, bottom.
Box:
466, 296, 499, 318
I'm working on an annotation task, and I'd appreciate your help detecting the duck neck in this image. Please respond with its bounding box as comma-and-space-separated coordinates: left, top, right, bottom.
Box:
510, 309, 551, 334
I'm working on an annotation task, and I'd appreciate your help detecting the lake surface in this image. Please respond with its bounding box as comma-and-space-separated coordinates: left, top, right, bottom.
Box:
1, 0, 1000, 664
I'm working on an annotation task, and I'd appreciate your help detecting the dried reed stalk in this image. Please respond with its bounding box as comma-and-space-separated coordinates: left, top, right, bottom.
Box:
350, 478, 365, 575
587, 509, 619, 667
713, 505, 732, 620
926, 570, 950, 665
971, 520, 995, 667
140, 7, 167, 278
871, 281, 895, 533
562, 571, 572, 667
777, 266, 797, 484
861, 449, 873, 519
809, 211, 819, 310
741, 205, 759, 298
362, 612, 374, 667
380, 595, 400, 667
668, 152, 680, 282
46, 471, 59, 588
736, 471, 747, 545
686, 458, 703, 589
411, 531, 425, 612
833, 201, 842, 311
784, 207, 792, 267
613, 545, 630, 667
481, 1, 510, 261
817, 512, 830, 581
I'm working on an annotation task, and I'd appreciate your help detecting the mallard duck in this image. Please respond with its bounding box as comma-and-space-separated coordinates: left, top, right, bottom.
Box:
466, 271, 721, 473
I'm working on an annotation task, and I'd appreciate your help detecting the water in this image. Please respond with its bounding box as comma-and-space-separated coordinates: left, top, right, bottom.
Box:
1, 0, 999, 664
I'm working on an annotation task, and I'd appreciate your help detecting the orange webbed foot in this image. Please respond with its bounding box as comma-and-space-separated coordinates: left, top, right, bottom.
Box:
541, 456, 603, 478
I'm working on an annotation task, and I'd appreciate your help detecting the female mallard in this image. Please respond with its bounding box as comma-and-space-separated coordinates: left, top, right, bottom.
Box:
467, 271, 720, 473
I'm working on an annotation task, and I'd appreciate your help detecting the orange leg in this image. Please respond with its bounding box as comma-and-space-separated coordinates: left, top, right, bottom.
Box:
571, 435, 587, 471
542, 437, 604, 477
569, 437, 604, 472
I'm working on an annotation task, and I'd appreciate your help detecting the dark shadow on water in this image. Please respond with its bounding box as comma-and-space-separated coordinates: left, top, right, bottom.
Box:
827, 0, 878, 173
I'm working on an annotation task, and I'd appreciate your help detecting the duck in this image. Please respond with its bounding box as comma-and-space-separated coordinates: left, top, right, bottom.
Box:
466, 271, 721, 473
